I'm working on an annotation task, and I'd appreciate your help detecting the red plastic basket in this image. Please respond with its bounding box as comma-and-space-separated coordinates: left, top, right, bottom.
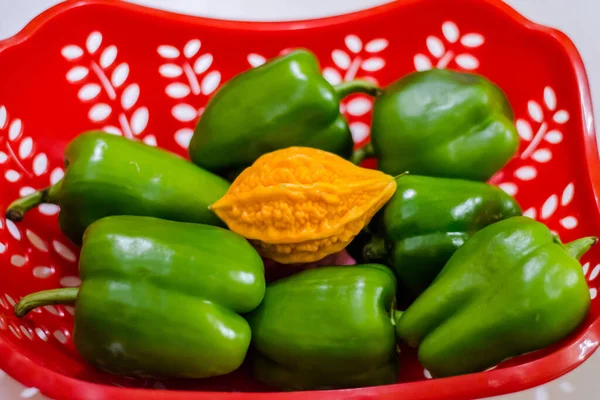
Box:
0, 0, 599, 399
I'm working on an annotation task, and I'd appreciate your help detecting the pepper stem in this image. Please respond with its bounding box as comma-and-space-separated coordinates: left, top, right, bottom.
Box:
333, 80, 380, 99
564, 236, 598, 260
14, 288, 78, 317
363, 236, 389, 262
5, 180, 62, 222
350, 143, 375, 165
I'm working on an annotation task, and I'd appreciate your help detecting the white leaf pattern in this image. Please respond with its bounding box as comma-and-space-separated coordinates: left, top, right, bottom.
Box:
66, 66, 89, 82
89, 104, 112, 121
426, 36, 445, 58
143, 135, 157, 147
514, 166, 537, 180
541, 194, 558, 219
361, 57, 385, 72
18, 137, 32, 159
414, 54, 432, 71
0, 105, 6, 128
562, 183, 574, 206
532, 149, 551, 163
159, 64, 183, 78
184, 39, 201, 59
166, 83, 191, 99
157, 45, 180, 59
86, 31, 102, 54
201, 71, 221, 95
544, 87, 557, 110
332, 50, 351, 70
365, 39, 388, 53
5, 170, 20, 182
349, 122, 369, 143
322, 67, 342, 85
0, 152, 7, 163
121, 84, 140, 110
100, 45, 117, 68
545, 130, 563, 144
78, 84, 101, 101
172, 104, 198, 122
528, 101, 543, 123
175, 128, 194, 149
61, 45, 83, 60
442, 21, 459, 43
554, 110, 569, 123
111, 63, 129, 87
455, 54, 479, 69
9, 119, 22, 141
131, 107, 149, 135
247, 53, 266, 67
33, 153, 48, 176
346, 97, 372, 116
460, 33, 484, 47
516, 119, 533, 140
194, 54, 213, 74
345, 35, 363, 54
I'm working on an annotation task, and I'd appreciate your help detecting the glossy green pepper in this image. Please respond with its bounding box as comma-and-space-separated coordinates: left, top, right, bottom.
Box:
352, 175, 522, 295
5, 131, 230, 244
246, 264, 398, 390
15, 216, 265, 378
396, 216, 595, 378
370, 69, 519, 181
188, 49, 379, 175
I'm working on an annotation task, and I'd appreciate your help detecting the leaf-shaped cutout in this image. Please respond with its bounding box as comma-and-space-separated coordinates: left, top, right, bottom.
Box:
201, 71, 221, 95
541, 194, 558, 220
527, 101, 543, 123
50, 167, 65, 185
561, 183, 574, 206
86, 31, 102, 54
100, 45, 118, 69
157, 45, 180, 59
553, 110, 569, 123
184, 39, 201, 59
194, 54, 213, 74
532, 148, 551, 163
111, 63, 129, 87
9, 119, 22, 141
346, 97, 372, 116
172, 104, 198, 122
514, 166, 537, 181
414, 54, 432, 71
345, 35, 363, 54
143, 135, 157, 147
560, 216, 578, 230
160, 65, 183, 81
544, 87, 557, 111
5, 170, 20, 182
121, 84, 140, 110
210, 147, 397, 263
0, 105, 6, 129
20, 186, 35, 196
53, 240, 77, 262
33, 153, 48, 176
33, 266, 54, 279
174, 128, 194, 149
0, 151, 7, 163
332, 49, 351, 70
590, 264, 600, 281
166, 83, 191, 99
426, 36, 445, 58
544, 129, 563, 144
61, 45, 83, 60
349, 122, 370, 143
18, 137, 32, 159
247, 53, 266, 67
365, 39, 388, 53
460, 33, 484, 48
6, 220, 21, 240
78, 84, 101, 101
455, 54, 479, 70
131, 107, 149, 135
523, 207, 537, 219
361, 57, 385, 72
498, 182, 517, 196
442, 21, 459, 43
66, 66, 89, 82
103, 125, 122, 135
322, 67, 342, 85
27, 230, 48, 252
516, 119, 533, 141
39, 204, 60, 216
88, 104, 111, 122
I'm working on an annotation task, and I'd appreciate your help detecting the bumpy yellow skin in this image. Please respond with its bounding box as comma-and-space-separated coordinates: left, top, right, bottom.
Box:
210, 147, 397, 263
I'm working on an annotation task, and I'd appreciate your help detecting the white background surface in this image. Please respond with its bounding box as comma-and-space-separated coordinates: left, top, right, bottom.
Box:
0, 1, 599, 399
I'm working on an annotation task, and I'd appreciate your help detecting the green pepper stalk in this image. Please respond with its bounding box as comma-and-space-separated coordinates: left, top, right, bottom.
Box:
15, 288, 78, 317
5, 181, 62, 222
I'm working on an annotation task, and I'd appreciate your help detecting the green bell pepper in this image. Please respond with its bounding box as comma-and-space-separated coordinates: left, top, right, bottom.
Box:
246, 264, 398, 391
396, 216, 595, 378
5, 131, 230, 244
188, 49, 379, 175
352, 175, 522, 295
15, 216, 265, 378
370, 69, 519, 181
